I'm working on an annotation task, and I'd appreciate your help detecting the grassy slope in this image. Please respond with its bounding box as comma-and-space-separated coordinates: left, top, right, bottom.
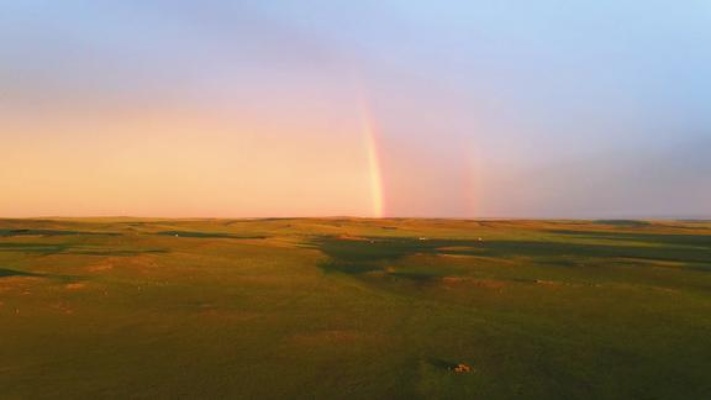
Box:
0, 218, 710, 399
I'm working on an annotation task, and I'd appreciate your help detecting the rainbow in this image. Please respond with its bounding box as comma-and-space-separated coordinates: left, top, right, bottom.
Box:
356, 88, 385, 218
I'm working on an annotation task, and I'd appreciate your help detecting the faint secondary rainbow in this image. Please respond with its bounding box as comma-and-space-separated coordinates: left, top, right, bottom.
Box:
355, 86, 385, 218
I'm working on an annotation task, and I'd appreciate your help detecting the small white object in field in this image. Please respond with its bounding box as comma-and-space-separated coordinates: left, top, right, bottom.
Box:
419, 237, 428, 241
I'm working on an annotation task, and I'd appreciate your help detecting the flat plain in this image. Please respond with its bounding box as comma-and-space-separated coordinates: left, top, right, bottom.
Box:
1, 218, 710, 399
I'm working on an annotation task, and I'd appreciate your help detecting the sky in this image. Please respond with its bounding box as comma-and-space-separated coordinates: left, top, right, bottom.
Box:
1, 0, 710, 218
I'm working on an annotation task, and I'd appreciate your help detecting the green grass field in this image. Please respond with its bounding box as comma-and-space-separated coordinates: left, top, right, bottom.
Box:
1, 218, 710, 399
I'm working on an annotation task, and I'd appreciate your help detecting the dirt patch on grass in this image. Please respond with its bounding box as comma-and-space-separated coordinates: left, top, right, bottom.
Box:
87, 261, 114, 272
0, 276, 45, 293
426, 357, 476, 374
65, 282, 87, 290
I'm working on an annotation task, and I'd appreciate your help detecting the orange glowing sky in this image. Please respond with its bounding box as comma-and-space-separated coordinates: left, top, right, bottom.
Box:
2, 101, 381, 217
2, 1, 710, 218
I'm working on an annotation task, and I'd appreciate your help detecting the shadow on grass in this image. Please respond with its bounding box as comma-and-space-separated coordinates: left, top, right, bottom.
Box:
309, 233, 711, 281
592, 220, 652, 227
312, 236, 480, 285
320, 259, 384, 275
478, 240, 711, 265
0, 229, 120, 237
386, 270, 444, 284
0, 267, 80, 283
549, 230, 711, 248
0, 243, 68, 254
0, 268, 45, 278
0, 243, 169, 257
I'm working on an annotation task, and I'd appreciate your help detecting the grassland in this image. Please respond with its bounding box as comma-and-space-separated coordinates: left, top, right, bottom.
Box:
1, 218, 710, 399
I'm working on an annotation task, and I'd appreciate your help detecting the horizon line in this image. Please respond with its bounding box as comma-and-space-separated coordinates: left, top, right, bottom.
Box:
1, 215, 709, 222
